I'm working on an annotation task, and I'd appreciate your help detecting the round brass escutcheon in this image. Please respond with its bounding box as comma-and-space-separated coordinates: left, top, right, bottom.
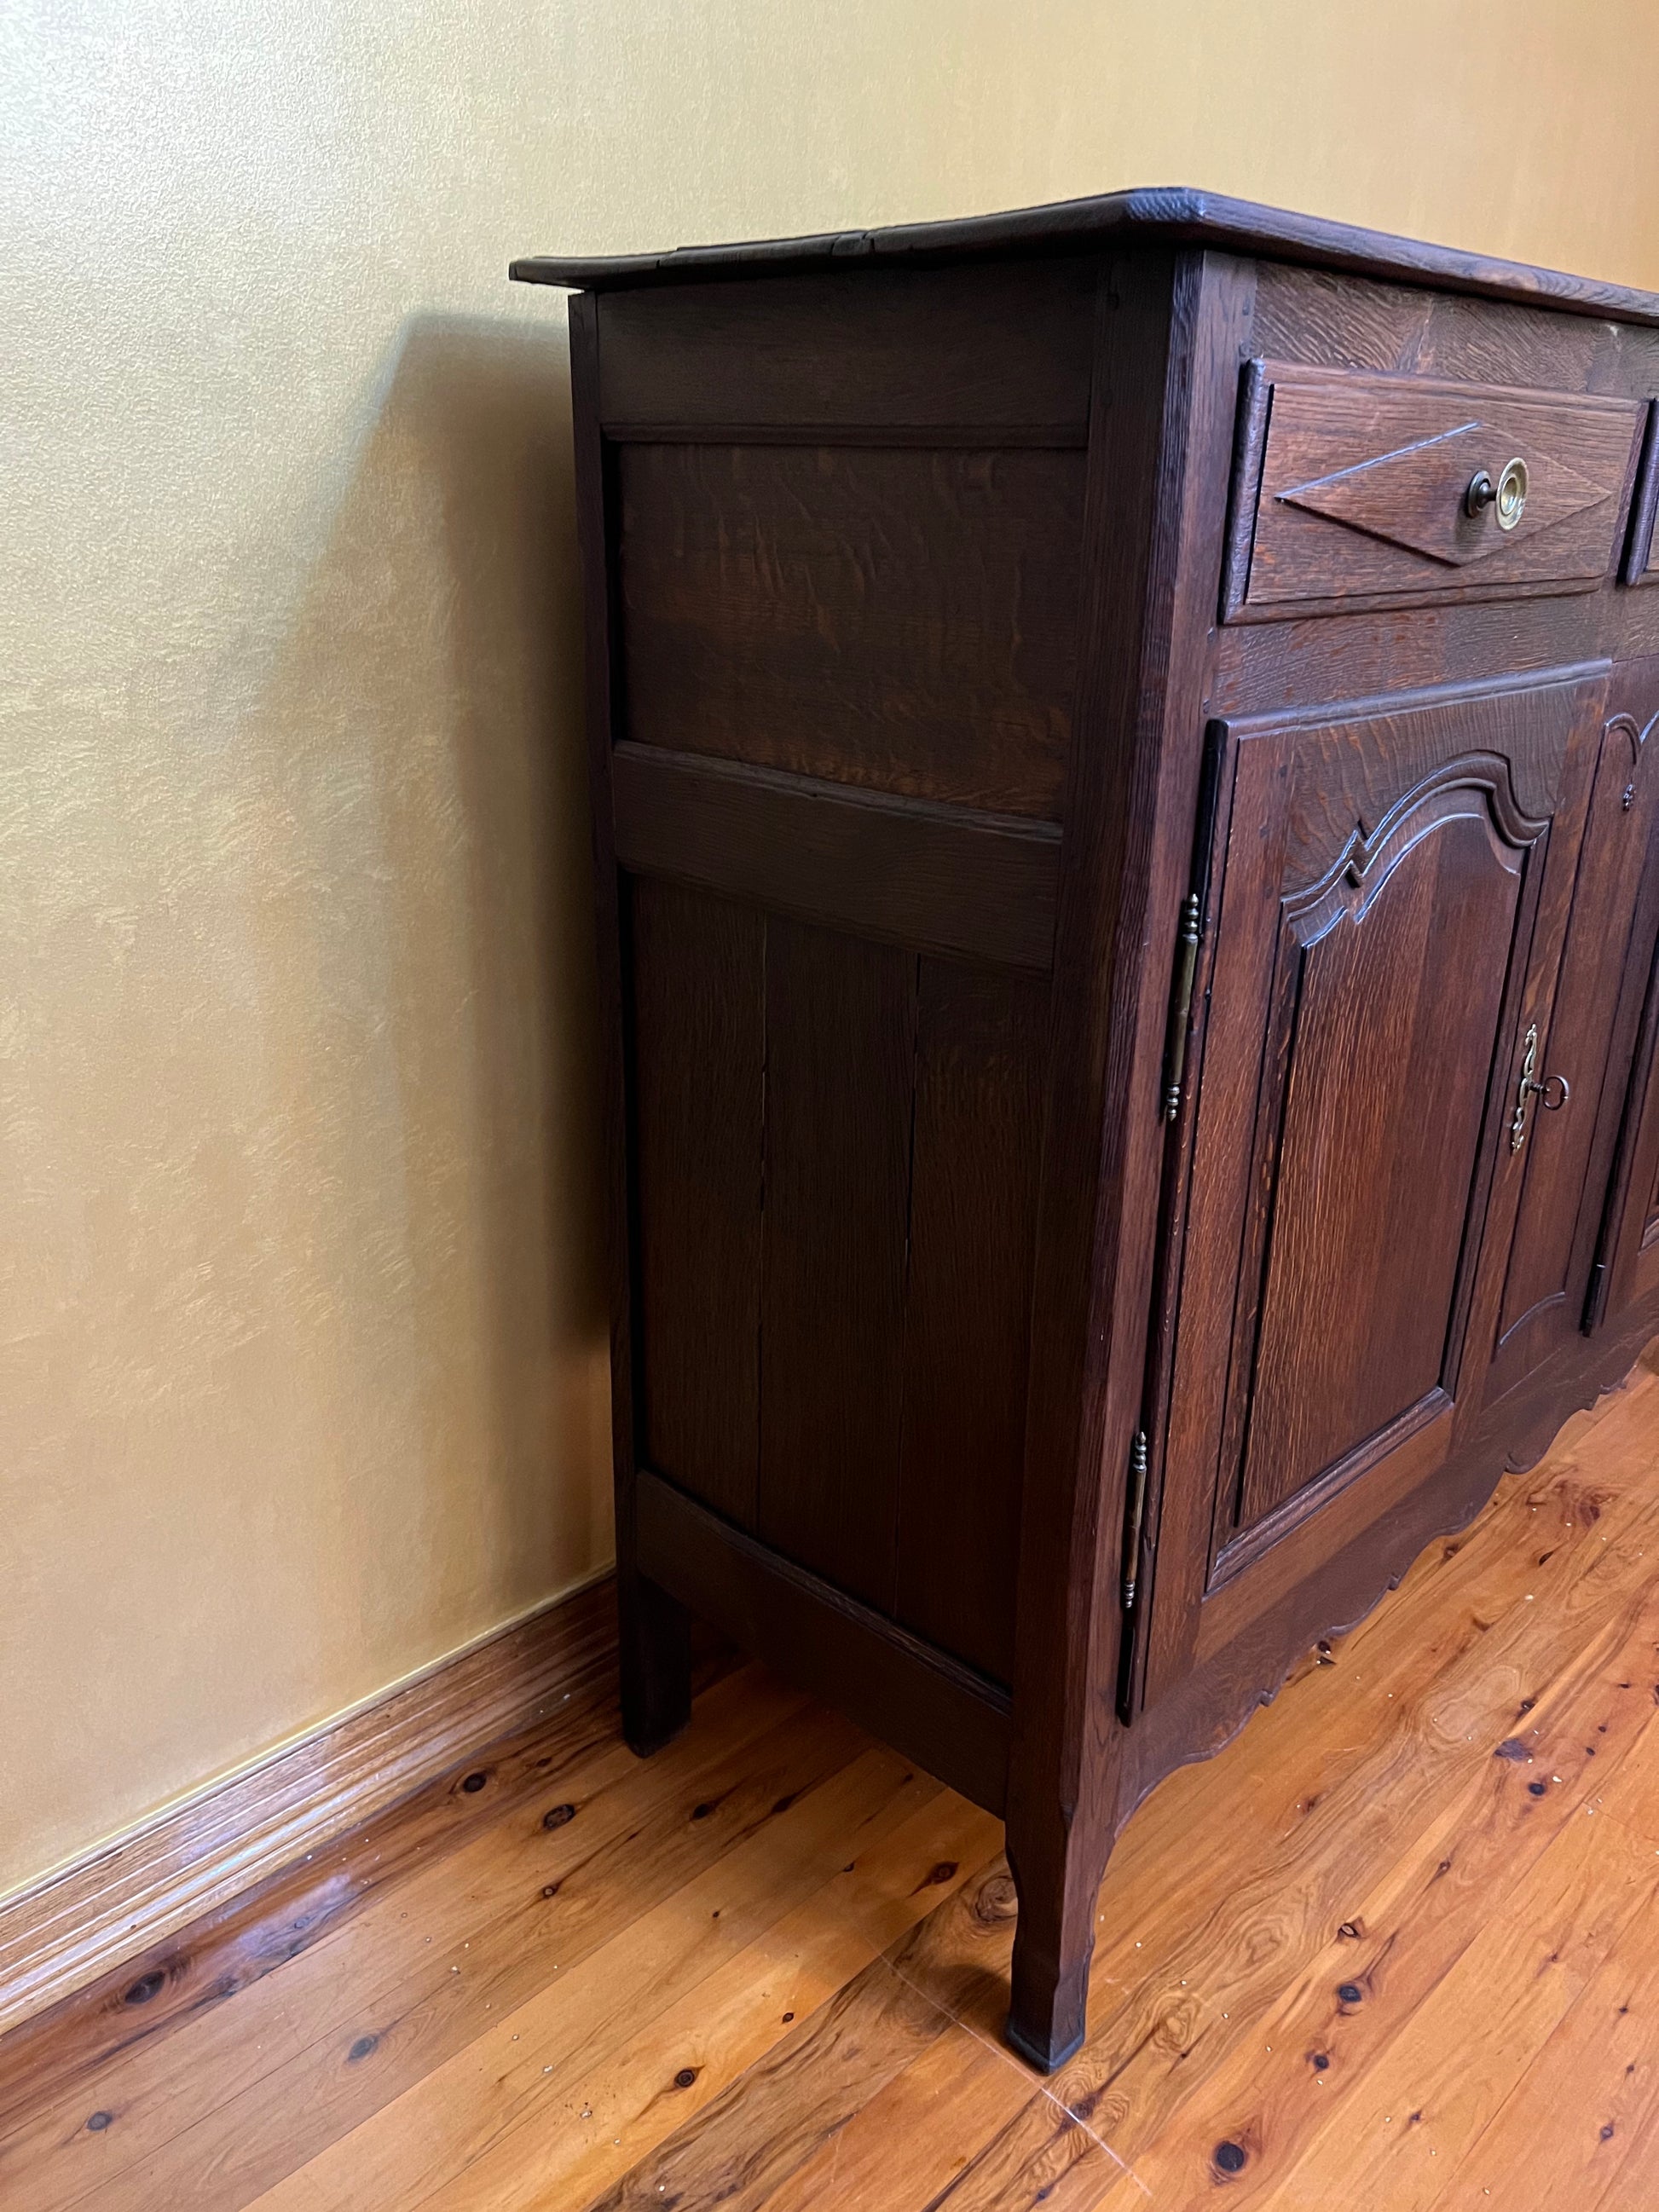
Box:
1465, 458, 1529, 529
1494, 454, 1529, 531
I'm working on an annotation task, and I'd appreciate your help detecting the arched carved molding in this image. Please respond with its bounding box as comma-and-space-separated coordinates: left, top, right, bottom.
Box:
1286, 751, 1540, 944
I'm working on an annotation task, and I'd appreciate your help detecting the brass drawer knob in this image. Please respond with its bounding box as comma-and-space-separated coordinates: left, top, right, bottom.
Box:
1465, 455, 1529, 531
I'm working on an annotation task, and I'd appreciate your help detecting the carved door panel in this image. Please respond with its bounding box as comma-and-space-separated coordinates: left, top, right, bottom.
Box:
1589, 667, 1659, 1330
1138, 667, 1605, 1712
1596, 984, 1659, 1323
1485, 667, 1659, 1395
1598, 1000, 1659, 1320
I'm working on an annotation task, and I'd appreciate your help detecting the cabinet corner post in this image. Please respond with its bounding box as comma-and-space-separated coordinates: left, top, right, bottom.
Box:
1002, 246, 1256, 2069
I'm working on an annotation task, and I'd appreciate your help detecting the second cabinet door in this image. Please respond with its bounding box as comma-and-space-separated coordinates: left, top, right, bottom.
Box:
1142, 665, 1606, 1707
1482, 661, 1659, 1400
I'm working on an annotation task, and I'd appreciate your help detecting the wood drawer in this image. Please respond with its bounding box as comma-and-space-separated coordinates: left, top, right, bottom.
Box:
1222, 361, 1645, 621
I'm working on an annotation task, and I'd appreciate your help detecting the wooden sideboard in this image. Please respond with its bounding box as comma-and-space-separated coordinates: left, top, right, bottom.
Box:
513, 190, 1659, 2070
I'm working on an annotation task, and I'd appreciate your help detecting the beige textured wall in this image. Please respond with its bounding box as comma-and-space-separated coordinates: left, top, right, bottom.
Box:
7, 0, 1659, 1901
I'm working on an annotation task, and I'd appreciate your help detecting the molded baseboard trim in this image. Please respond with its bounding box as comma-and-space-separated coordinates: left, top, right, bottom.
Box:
0, 1572, 616, 2040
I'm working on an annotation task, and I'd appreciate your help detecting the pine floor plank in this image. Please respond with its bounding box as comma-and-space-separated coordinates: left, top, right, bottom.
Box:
753, 2009, 1040, 2212
252, 1778, 999, 2212
76, 1722, 905, 2212
1241, 1733, 1659, 2209
1433, 1895, 1659, 2209
565, 1902, 1016, 2212
0, 1666, 638, 2141
1071, 1576, 1659, 2206
0, 1668, 835, 2212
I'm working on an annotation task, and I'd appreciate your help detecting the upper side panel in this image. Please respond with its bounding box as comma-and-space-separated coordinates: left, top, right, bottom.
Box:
616, 442, 1084, 817
595, 259, 1097, 430
594, 259, 1099, 823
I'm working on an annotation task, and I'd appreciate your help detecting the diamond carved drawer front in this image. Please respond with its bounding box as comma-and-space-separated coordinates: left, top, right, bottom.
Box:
1223, 361, 1646, 619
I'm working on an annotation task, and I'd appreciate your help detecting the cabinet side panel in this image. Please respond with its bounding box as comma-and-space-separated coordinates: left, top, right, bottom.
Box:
595, 260, 1097, 432
757, 917, 917, 1609
628, 878, 766, 1527
894, 958, 1049, 1684
616, 442, 1085, 820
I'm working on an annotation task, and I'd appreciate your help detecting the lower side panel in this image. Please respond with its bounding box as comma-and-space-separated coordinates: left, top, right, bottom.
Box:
628, 874, 1048, 1684
635, 1470, 1012, 1816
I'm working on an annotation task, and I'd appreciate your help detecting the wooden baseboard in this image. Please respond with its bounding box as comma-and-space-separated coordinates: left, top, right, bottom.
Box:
0, 1574, 617, 2040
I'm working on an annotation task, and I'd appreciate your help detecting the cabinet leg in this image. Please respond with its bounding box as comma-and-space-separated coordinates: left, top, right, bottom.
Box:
618, 1568, 691, 1757
1003, 1814, 1113, 2072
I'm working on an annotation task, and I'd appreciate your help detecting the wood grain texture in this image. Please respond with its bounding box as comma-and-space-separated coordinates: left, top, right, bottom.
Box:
616, 441, 1085, 818
1593, 668, 1659, 1330
1621, 401, 1659, 584
893, 959, 1049, 1684
9, 1354, 1656, 2212
628, 876, 765, 1525
0, 1579, 617, 2044
592, 259, 1097, 432
1000, 244, 1190, 2072
1115, 1285, 1659, 1868
1233, 787, 1523, 1530
1598, 915, 1659, 1324
570, 288, 692, 1756
1243, 256, 1659, 396
612, 744, 1061, 972
1213, 592, 1612, 726
1145, 667, 1602, 1712
756, 915, 916, 1612
0, 1608, 745, 2178
1002, 245, 1257, 2071
1228, 363, 1644, 620
1487, 690, 1659, 1396
639, 1471, 1011, 1816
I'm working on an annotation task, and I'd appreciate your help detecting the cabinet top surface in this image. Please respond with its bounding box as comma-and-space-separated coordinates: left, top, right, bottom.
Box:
511, 184, 1659, 327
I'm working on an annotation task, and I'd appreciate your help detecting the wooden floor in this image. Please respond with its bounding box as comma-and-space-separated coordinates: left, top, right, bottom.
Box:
8, 1360, 1659, 2211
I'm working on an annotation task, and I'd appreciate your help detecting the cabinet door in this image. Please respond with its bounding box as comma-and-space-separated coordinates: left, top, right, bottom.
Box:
1596, 969, 1659, 1322
1589, 673, 1659, 1329
1485, 669, 1659, 1395
1140, 667, 1605, 1709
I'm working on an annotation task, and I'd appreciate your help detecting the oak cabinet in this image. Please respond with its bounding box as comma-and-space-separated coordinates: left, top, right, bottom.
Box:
515, 190, 1659, 2072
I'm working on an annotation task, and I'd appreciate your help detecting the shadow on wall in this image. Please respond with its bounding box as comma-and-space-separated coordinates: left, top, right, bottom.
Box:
231, 307, 610, 1669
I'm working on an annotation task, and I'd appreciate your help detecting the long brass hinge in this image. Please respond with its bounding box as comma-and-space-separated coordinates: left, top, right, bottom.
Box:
1159, 894, 1203, 1121
1115, 1426, 1152, 1725
1119, 1428, 1149, 1615
1159, 724, 1225, 1126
